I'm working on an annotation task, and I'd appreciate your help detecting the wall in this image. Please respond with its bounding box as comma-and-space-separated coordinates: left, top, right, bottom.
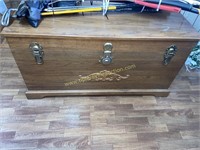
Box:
181, 11, 200, 33
4, 0, 20, 8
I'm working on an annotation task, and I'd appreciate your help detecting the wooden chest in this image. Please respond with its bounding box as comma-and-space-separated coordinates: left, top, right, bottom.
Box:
1, 12, 199, 99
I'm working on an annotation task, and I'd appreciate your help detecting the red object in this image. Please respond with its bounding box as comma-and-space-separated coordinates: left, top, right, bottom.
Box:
134, 0, 181, 13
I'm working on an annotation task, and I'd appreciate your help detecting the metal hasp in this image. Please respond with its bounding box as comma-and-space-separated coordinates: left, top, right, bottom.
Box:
100, 42, 113, 65
163, 45, 177, 65
29, 42, 44, 65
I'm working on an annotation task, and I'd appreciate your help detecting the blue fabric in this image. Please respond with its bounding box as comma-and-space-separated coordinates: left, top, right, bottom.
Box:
0, 0, 7, 14
26, 0, 50, 20
17, 0, 77, 27
25, 0, 51, 27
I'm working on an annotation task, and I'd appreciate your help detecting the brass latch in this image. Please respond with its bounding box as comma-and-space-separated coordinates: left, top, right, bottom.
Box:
29, 42, 44, 65
100, 43, 113, 65
163, 45, 177, 65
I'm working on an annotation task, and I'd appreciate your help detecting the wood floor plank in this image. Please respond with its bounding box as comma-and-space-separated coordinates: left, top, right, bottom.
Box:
107, 116, 149, 125
59, 105, 91, 114
115, 109, 156, 117
92, 133, 138, 145
90, 110, 116, 125
35, 112, 80, 122
49, 119, 90, 130
0, 115, 36, 123
125, 124, 168, 133
0, 131, 16, 140
20, 99, 64, 107
0, 100, 22, 108
133, 104, 172, 111
0, 122, 49, 132
0, 139, 38, 150
154, 109, 195, 117
92, 125, 126, 135
63, 96, 120, 106
158, 139, 200, 150
0, 108, 15, 117
180, 130, 200, 139
37, 136, 89, 149
113, 142, 159, 150
118, 96, 157, 105
0, 89, 19, 95
0, 95, 13, 100
64, 127, 91, 137
167, 122, 200, 132
137, 132, 182, 142
15, 130, 65, 140
91, 144, 113, 150
148, 116, 189, 124
94, 104, 133, 111
15, 106, 60, 115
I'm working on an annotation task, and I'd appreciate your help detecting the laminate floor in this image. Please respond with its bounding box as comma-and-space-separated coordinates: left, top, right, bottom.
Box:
0, 40, 200, 150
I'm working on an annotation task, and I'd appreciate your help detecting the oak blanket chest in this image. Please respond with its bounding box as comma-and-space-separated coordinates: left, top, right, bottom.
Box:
1, 12, 199, 99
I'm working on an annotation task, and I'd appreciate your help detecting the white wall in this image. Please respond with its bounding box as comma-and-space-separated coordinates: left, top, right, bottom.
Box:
182, 11, 200, 33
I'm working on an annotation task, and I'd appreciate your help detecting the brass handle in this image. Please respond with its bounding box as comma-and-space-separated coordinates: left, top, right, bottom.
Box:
29, 42, 44, 65
100, 43, 113, 65
163, 45, 177, 65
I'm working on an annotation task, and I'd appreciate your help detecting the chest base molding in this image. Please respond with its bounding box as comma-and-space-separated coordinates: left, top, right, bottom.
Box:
26, 89, 170, 99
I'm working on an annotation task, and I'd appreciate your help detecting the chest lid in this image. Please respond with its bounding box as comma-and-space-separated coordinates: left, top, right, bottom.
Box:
1, 12, 200, 40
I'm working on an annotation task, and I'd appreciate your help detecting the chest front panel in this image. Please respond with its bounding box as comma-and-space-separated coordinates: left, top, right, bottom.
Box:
7, 37, 196, 90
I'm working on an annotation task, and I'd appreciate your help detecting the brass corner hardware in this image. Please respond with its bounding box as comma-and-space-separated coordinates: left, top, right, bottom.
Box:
29, 42, 44, 65
163, 45, 177, 65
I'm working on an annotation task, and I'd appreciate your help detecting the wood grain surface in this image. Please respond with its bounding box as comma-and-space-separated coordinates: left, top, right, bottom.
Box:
1, 12, 199, 98
0, 39, 200, 149
6, 38, 197, 92
1, 12, 200, 40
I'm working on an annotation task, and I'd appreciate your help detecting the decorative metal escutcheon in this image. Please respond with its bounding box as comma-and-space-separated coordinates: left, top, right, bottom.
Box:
29, 42, 44, 65
100, 43, 113, 65
163, 45, 177, 65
